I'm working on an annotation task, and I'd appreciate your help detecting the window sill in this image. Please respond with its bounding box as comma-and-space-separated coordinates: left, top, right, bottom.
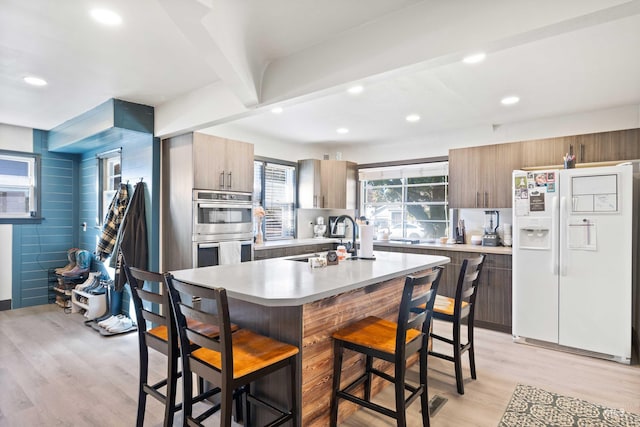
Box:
0, 217, 44, 225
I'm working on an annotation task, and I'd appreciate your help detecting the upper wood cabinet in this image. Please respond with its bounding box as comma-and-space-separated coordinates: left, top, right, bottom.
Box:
298, 159, 357, 209
193, 133, 254, 192
449, 128, 640, 209
449, 143, 520, 209
161, 132, 254, 271
519, 129, 640, 167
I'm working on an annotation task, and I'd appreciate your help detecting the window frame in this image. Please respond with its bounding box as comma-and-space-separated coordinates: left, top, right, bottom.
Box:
96, 148, 122, 226
253, 156, 297, 241
359, 161, 449, 240
0, 149, 41, 224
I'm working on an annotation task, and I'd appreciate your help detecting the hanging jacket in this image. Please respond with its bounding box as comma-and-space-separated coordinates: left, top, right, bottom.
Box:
96, 183, 129, 261
115, 181, 148, 291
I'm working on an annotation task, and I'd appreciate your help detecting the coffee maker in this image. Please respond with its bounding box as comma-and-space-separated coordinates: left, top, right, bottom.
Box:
482, 210, 501, 246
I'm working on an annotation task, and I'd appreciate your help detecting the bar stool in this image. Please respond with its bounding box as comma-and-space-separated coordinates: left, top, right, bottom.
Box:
429, 255, 485, 395
164, 273, 299, 427
330, 268, 442, 427
124, 265, 226, 427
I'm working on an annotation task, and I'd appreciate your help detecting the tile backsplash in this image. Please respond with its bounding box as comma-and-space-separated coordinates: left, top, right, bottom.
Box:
297, 208, 356, 239
457, 208, 513, 244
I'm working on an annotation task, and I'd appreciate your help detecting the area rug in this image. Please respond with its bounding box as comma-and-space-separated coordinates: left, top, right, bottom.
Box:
499, 384, 640, 427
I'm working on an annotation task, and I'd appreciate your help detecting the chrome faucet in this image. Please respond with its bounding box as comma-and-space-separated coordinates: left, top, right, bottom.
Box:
332, 215, 358, 257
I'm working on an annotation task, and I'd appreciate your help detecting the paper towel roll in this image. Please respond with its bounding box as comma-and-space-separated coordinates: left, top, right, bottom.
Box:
359, 224, 374, 258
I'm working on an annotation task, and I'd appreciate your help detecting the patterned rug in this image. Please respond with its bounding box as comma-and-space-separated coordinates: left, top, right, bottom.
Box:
499, 384, 640, 426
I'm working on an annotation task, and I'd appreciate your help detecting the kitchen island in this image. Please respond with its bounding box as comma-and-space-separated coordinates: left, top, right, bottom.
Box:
172, 251, 449, 426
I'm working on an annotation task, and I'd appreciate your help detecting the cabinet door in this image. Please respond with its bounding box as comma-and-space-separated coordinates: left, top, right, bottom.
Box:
298, 159, 321, 208
474, 255, 512, 333
448, 147, 483, 208
576, 129, 640, 163
193, 133, 227, 189
225, 138, 254, 192
321, 160, 347, 208
520, 137, 566, 168
492, 143, 521, 208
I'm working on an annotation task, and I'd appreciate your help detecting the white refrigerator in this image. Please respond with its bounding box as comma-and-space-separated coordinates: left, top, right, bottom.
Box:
512, 163, 638, 363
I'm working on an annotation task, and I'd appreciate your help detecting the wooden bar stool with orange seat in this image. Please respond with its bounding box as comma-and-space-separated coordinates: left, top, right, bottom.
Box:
164, 273, 299, 427
429, 255, 485, 395
124, 265, 232, 427
330, 268, 443, 427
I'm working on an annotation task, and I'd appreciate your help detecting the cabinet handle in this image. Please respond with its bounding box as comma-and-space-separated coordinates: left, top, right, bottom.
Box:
322, 196, 325, 208
313, 195, 317, 208
475, 192, 479, 208
484, 191, 488, 208
580, 143, 584, 163
227, 172, 232, 189
219, 171, 225, 188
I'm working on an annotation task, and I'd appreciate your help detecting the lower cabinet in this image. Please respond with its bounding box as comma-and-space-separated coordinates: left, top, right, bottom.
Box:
374, 245, 512, 333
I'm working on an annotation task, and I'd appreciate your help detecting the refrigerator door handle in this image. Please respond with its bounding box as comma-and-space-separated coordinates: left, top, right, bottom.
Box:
551, 196, 559, 275
559, 196, 568, 276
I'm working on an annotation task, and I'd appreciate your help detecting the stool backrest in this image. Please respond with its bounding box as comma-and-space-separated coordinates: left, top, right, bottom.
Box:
399, 267, 443, 357
454, 255, 486, 319
164, 274, 234, 380
123, 264, 176, 355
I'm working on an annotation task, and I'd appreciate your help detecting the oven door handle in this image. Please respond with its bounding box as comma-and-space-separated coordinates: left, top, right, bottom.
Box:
197, 240, 253, 249
196, 203, 252, 210
198, 242, 220, 249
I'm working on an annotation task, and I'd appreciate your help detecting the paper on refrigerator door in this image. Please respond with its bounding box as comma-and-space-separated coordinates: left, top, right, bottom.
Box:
567, 219, 597, 250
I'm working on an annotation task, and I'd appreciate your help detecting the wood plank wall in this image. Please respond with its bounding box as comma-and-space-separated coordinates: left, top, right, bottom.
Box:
301, 272, 428, 426
12, 130, 77, 308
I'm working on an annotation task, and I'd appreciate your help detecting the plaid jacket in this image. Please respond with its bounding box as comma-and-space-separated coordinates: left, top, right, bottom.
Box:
96, 184, 130, 261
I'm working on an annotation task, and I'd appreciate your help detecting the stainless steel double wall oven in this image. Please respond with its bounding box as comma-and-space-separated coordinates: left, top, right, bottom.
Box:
192, 189, 253, 267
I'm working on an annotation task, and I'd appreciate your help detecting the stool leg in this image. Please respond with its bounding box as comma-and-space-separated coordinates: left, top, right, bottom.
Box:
182, 359, 193, 425
364, 355, 373, 401
395, 359, 406, 427
330, 341, 344, 427
136, 346, 148, 427
453, 318, 464, 395
164, 351, 178, 427
241, 385, 250, 427
221, 382, 234, 427
468, 318, 477, 380
420, 342, 430, 427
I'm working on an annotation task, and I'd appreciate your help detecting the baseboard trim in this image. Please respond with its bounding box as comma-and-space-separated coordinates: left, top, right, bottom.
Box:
0, 299, 11, 311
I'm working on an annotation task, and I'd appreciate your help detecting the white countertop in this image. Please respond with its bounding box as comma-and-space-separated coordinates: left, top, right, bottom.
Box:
254, 237, 512, 255
171, 251, 449, 307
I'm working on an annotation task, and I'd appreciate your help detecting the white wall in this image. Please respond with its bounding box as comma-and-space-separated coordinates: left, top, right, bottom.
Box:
0, 124, 34, 302
200, 104, 640, 165
332, 104, 640, 164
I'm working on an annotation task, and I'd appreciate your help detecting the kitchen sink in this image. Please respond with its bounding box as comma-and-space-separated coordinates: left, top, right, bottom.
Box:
286, 254, 321, 262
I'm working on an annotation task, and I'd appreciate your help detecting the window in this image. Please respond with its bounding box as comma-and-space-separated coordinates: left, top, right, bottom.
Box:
97, 150, 122, 225
0, 151, 40, 220
360, 162, 449, 240
253, 159, 296, 240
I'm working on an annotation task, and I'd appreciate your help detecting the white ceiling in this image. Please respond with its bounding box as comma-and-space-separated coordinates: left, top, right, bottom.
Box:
2, 0, 640, 151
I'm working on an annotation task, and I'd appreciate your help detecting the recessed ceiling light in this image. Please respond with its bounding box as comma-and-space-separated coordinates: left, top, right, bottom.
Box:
405, 114, 421, 122
347, 85, 363, 95
90, 8, 122, 26
23, 76, 47, 86
462, 52, 486, 64
336, 128, 349, 134
501, 96, 520, 105
271, 107, 283, 114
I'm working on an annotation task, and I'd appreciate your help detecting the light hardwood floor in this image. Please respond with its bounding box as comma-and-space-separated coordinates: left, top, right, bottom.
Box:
1, 305, 639, 426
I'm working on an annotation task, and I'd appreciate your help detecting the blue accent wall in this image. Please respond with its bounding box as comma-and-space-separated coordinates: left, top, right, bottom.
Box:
12, 130, 78, 308
10, 100, 159, 310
